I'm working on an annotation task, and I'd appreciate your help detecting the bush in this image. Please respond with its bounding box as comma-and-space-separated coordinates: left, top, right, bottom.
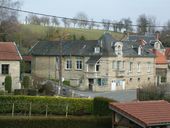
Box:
22, 76, 30, 89
93, 97, 116, 116
0, 116, 112, 128
0, 96, 93, 115
5, 75, 12, 93
14, 89, 38, 96
137, 84, 167, 101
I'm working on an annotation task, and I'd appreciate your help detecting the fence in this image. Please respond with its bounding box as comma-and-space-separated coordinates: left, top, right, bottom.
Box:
0, 103, 79, 117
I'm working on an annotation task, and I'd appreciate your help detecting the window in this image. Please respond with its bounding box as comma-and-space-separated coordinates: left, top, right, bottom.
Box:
95, 62, 100, 71
129, 78, 132, 82
65, 59, 72, 69
117, 61, 121, 70
147, 62, 151, 72
97, 78, 107, 86
2, 64, 9, 75
112, 61, 117, 70
138, 46, 142, 55
94, 47, 100, 54
76, 59, 83, 70
129, 62, 133, 72
137, 63, 141, 72
161, 76, 166, 83
138, 78, 140, 82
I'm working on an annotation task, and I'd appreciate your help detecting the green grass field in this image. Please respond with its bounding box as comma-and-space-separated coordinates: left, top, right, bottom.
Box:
21, 24, 123, 40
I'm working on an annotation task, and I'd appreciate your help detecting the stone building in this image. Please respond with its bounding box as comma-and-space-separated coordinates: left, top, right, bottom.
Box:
0, 42, 22, 90
30, 33, 155, 91
128, 34, 168, 85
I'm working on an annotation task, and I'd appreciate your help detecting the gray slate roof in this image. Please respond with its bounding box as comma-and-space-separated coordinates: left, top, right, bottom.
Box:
30, 33, 154, 58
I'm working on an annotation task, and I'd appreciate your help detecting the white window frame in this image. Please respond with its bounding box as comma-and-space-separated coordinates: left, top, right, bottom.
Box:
94, 47, 100, 54
65, 59, 72, 70
95, 62, 100, 72
137, 62, 141, 73
147, 62, 151, 73
112, 61, 117, 70
129, 62, 133, 72
76, 59, 83, 70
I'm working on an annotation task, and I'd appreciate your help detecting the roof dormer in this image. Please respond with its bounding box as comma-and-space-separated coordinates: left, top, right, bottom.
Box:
94, 46, 100, 54
114, 42, 123, 56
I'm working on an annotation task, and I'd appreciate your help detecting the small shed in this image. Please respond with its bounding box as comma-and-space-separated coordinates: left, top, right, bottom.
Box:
109, 100, 170, 128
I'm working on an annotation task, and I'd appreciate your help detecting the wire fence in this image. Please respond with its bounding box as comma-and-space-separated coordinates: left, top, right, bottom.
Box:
0, 102, 87, 117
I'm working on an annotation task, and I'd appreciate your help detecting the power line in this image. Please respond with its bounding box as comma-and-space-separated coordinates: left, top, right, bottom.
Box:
0, 5, 168, 28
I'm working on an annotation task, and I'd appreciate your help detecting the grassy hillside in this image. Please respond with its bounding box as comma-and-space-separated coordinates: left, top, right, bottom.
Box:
21, 24, 123, 40
18, 24, 123, 54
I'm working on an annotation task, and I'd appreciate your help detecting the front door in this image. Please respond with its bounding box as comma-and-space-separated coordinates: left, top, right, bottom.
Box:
111, 81, 116, 91
88, 79, 94, 91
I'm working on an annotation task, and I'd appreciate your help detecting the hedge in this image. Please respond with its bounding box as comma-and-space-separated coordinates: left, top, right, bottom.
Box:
93, 97, 116, 116
0, 116, 112, 128
5, 75, 12, 93
0, 96, 93, 115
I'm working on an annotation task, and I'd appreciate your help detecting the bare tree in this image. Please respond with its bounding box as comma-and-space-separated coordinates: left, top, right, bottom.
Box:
137, 14, 148, 34
102, 19, 111, 30
117, 20, 124, 32
62, 18, 71, 28
51, 17, 60, 27
88, 19, 95, 29
112, 21, 118, 32
147, 16, 156, 33
122, 18, 133, 32
27, 14, 41, 25
40, 16, 50, 26
0, 0, 21, 41
71, 17, 78, 28
76, 12, 88, 28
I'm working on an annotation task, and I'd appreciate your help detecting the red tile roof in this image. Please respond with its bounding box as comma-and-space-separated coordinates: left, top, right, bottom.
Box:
165, 48, 170, 59
152, 50, 167, 64
0, 42, 22, 61
110, 100, 170, 127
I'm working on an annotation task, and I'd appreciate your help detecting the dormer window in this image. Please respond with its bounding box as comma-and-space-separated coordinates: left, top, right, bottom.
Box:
138, 46, 142, 55
154, 42, 160, 49
94, 47, 100, 54
115, 42, 123, 56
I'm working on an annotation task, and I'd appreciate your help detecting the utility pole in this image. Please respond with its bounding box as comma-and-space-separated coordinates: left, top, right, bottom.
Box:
59, 37, 63, 87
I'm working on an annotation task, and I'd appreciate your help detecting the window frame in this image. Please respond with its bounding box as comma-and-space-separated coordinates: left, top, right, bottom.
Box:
1, 64, 9, 75
65, 59, 72, 70
76, 59, 83, 70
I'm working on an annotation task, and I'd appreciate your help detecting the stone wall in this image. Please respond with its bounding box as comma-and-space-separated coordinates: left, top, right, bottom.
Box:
0, 61, 21, 91
32, 56, 156, 92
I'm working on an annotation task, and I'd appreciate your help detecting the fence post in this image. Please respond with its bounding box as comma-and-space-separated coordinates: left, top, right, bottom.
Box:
29, 102, 32, 117
45, 104, 48, 117
12, 103, 14, 117
65, 104, 68, 118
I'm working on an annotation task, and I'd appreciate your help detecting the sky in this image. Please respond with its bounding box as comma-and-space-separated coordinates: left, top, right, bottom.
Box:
22, 0, 170, 25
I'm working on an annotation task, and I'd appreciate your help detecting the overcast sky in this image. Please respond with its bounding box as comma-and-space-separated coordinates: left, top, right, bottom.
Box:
22, 0, 170, 25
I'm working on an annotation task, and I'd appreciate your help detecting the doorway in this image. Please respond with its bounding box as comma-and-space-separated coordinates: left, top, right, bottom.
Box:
88, 79, 94, 91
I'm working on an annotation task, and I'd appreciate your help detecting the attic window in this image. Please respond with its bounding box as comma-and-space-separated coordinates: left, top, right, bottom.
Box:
94, 47, 100, 54
138, 46, 142, 55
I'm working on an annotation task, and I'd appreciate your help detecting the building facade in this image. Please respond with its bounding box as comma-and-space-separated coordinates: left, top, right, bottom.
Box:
0, 42, 22, 91
31, 33, 155, 91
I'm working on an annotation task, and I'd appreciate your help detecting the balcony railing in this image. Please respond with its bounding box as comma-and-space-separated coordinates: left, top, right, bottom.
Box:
116, 69, 125, 77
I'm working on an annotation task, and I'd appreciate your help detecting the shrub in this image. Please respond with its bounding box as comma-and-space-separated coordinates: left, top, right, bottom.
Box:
137, 84, 167, 101
14, 89, 38, 96
0, 96, 93, 115
5, 75, 12, 93
22, 76, 30, 89
93, 97, 116, 116
0, 116, 112, 128
63, 80, 70, 86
